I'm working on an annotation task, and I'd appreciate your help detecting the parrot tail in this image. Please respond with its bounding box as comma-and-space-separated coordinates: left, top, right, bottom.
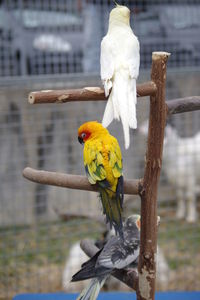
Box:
76, 277, 107, 300
99, 183, 124, 239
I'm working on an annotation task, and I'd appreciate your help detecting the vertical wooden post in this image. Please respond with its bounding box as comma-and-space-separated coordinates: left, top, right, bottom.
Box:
137, 52, 170, 300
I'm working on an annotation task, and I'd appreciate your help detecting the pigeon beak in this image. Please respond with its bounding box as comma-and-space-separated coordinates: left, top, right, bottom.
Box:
78, 136, 84, 144
136, 217, 141, 230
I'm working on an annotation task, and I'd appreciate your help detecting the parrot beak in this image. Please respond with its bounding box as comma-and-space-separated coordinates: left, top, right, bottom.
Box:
78, 136, 84, 144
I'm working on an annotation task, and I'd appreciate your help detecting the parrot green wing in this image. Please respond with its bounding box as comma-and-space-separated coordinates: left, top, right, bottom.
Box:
83, 142, 107, 185
83, 136, 124, 239
108, 137, 123, 179
100, 137, 124, 239
84, 136, 122, 185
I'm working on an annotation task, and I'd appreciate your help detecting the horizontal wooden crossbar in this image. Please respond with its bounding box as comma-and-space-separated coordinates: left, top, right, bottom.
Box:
23, 167, 142, 195
166, 96, 200, 115
28, 81, 157, 104
28, 84, 200, 117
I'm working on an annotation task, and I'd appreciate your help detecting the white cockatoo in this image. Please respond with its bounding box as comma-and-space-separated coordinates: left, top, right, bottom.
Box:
101, 4, 140, 149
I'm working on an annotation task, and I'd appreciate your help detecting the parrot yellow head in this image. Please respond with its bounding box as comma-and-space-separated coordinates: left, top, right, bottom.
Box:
109, 4, 130, 26
78, 121, 108, 144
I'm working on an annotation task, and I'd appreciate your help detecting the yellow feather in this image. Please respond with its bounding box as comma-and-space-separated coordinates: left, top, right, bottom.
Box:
117, 159, 122, 169
87, 174, 96, 185
109, 151, 116, 168
115, 144, 122, 159
112, 164, 122, 178
96, 152, 104, 165
89, 161, 97, 173
99, 166, 107, 178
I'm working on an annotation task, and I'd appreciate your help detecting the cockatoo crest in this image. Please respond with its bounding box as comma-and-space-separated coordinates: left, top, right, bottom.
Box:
113, 1, 123, 7
113, 1, 126, 9
110, 4, 130, 25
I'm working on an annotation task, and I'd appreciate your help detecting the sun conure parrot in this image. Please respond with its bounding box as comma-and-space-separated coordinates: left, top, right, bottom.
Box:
78, 121, 124, 239
101, 4, 140, 149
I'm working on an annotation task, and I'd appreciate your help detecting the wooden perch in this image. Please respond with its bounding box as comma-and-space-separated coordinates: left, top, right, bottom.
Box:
80, 239, 138, 291
23, 167, 142, 195
137, 52, 170, 300
28, 81, 157, 104
28, 81, 200, 117
166, 96, 200, 115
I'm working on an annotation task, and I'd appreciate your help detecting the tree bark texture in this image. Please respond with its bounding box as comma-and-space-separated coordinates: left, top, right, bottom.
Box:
137, 52, 170, 300
28, 81, 157, 104
166, 96, 200, 115
28, 82, 200, 117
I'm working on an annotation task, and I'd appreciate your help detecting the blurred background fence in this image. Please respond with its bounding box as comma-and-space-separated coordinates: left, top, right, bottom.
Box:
0, 0, 200, 299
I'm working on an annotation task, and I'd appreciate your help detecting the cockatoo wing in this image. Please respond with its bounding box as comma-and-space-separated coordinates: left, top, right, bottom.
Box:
125, 32, 140, 130
100, 35, 114, 96
126, 31, 140, 79
101, 35, 115, 127
97, 235, 139, 269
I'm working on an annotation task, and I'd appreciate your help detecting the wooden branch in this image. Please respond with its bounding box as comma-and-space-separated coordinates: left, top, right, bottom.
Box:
23, 167, 142, 195
28, 81, 157, 104
80, 239, 138, 291
166, 96, 200, 115
138, 52, 170, 300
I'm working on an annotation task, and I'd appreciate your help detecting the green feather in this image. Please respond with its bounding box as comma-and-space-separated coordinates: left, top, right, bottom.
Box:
98, 185, 123, 239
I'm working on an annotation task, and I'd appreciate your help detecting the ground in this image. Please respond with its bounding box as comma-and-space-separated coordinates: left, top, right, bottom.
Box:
0, 213, 200, 299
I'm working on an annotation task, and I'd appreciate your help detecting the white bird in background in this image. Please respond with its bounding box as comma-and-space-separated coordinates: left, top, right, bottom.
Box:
101, 3, 140, 149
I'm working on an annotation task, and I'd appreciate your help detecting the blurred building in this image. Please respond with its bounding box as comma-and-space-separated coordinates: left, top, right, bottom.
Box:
0, 0, 200, 76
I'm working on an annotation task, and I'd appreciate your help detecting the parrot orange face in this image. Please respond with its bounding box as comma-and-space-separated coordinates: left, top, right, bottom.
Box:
78, 121, 124, 239
78, 121, 108, 144
78, 130, 91, 144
